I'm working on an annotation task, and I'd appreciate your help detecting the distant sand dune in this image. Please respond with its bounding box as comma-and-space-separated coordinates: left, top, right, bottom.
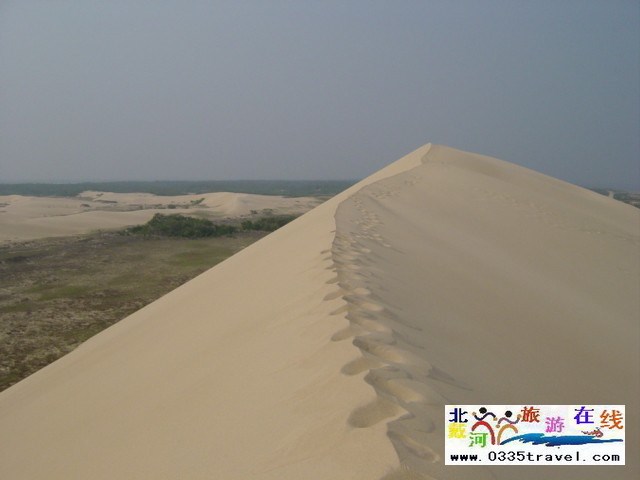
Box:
0, 144, 637, 479
0, 191, 321, 243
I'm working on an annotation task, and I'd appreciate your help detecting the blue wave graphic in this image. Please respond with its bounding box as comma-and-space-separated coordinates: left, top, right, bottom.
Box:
501, 433, 623, 446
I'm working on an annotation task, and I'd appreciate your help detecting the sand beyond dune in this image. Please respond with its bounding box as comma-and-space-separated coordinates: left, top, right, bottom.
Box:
0, 191, 320, 243
0, 144, 637, 479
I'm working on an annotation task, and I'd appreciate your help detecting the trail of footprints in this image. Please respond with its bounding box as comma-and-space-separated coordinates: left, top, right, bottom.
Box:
321, 190, 461, 477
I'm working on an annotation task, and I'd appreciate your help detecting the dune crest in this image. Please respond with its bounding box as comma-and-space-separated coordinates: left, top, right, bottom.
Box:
331, 145, 639, 478
0, 144, 638, 479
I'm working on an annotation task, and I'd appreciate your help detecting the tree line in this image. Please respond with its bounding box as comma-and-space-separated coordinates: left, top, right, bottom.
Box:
126, 213, 298, 238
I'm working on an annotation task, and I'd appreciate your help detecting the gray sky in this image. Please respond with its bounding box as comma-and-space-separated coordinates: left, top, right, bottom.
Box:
1, 1, 638, 188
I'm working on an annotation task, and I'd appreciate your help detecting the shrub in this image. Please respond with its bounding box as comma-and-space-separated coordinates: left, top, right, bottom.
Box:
126, 213, 298, 238
127, 214, 237, 238
240, 215, 297, 232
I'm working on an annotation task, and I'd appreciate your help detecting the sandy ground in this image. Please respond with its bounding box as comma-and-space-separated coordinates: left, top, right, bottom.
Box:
334, 145, 639, 478
0, 144, 637, 479
0, 191, 321, 243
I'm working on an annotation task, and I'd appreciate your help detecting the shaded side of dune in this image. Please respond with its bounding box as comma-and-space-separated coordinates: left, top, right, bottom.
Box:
332, 145, 639, 479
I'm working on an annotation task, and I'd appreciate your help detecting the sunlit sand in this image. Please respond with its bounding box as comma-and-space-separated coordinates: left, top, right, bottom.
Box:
0, 144, 637, 479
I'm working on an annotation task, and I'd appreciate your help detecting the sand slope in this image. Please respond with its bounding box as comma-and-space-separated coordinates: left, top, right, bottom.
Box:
0, 144, 637, 479
333, 145, 639, 479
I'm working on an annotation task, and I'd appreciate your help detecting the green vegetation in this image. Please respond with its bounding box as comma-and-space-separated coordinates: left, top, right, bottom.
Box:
613, 192, 640, 208
126, 213, 298, 238
241, 215, 297, 231
0, 231, 265, 392
590, 188, 640, 209
27, 284, 93, 301
127, 213, 238, 238
0, 210, 300, 392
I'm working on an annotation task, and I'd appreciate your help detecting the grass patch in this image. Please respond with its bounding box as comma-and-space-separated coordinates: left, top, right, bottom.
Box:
168, 247, 232, 268
125, 213, 299, 239
240, 214, 297, 232
0, 302, 35, 314
126, 213, 238, 238
29, 284, 93, 301
0, 230, 267, 392
106, 272, 142, 286
62, 323, 113, 345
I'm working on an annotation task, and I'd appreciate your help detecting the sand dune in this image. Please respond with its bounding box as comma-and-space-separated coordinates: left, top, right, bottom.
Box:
0, 191, 321, 243
0, 144, 637, 479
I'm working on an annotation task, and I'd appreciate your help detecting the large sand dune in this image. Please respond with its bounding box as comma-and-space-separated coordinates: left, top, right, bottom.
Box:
0, 144, 637, 479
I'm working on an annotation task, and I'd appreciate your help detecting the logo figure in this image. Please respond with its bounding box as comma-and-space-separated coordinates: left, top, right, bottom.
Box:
470, 407, 521, 445
496, 410, 521, 443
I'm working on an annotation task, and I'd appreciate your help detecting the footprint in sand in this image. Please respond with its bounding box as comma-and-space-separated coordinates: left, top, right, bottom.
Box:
323, 290, 344, 301
387, 430, 440, 462
347, 396, 400, 428
341, 356, 382, 375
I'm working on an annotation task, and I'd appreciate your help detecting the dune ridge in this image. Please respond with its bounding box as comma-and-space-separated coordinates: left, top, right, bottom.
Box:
331, 145, 639, 479
0, 145, 427, 479
0, 144, 638, 479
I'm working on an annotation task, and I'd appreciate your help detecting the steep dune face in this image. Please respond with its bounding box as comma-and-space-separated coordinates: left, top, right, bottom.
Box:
0, 146, 426, 479
0, 144, 637, 479
333, 145, 639, 479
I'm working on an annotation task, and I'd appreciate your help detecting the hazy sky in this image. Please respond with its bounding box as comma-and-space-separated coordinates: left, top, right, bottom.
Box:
0, 1, 638, 188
